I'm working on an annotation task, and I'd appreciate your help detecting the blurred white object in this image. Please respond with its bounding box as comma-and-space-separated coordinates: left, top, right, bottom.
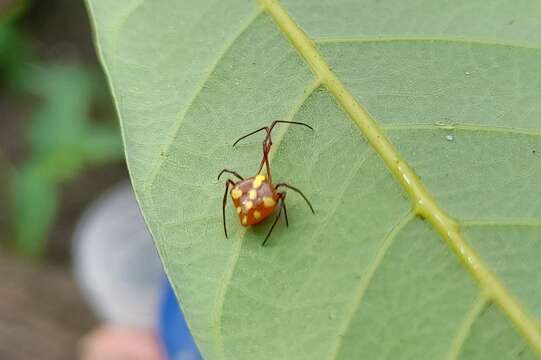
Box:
73, 181, 164, 329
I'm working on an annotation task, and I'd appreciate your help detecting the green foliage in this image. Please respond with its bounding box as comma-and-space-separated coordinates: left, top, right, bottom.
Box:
9, 65, 123, 257
11, 163, 57, 255
87, 0, 541, 359
23, 66, 122, 178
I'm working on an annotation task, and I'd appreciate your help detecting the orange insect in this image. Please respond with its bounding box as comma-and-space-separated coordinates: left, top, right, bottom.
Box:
218, 120, 315, 246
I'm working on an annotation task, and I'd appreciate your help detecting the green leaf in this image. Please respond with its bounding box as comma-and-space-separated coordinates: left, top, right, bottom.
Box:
87, 0, 541, 359
9, 64, 123, 255
11, 163, 58, 257
23, 64, 123, 180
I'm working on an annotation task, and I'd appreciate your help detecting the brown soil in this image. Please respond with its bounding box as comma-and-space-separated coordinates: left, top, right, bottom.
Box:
0, 252, 96, 360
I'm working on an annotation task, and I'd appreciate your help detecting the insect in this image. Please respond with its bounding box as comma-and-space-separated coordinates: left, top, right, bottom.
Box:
218, 120, 315, 246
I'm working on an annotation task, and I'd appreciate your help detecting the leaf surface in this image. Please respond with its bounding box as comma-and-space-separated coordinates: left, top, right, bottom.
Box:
87, 0, 541, 359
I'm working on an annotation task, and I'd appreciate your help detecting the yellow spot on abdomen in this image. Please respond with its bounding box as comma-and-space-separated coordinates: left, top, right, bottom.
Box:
242, 216, 248, 225
253, 175, 266, 188
248, 189, 257, 200
244, 201, 253, 211
263, 196, 276, 207
231, 188, 242, 199
236, 206, 241, 214
254, 210, 261, 220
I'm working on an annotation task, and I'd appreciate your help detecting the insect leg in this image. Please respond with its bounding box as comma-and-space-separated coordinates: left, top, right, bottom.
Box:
274, 183, 315, 214
222, 179, 236, 238
262, 195, 285, 247
281, 192, 289, 227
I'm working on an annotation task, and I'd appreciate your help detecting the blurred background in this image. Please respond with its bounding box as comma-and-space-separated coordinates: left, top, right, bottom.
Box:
0, 0, 125, 258
0, 0, 162, 358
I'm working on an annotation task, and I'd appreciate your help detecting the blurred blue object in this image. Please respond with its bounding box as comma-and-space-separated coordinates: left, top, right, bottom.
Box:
159, 279, 202, 360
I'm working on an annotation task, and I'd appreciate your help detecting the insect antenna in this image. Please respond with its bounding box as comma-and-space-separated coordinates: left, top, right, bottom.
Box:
233, 120, 313, 147
217, 169, 244, 181
232, 126, 269, 147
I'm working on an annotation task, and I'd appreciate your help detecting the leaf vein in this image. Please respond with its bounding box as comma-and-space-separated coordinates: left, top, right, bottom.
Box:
446, 294, 490, 360
461, 219, 541, 228
382, 123, 541, 137
328, 211, 414, 360
313, 36, 541, 52
211, 79, 321, 359
289, 146, 374, 306
143, 9, 264, 194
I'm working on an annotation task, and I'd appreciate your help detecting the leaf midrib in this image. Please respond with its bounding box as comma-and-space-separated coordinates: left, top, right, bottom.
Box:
260, 0, 541, 357
329, 211, 414, 358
